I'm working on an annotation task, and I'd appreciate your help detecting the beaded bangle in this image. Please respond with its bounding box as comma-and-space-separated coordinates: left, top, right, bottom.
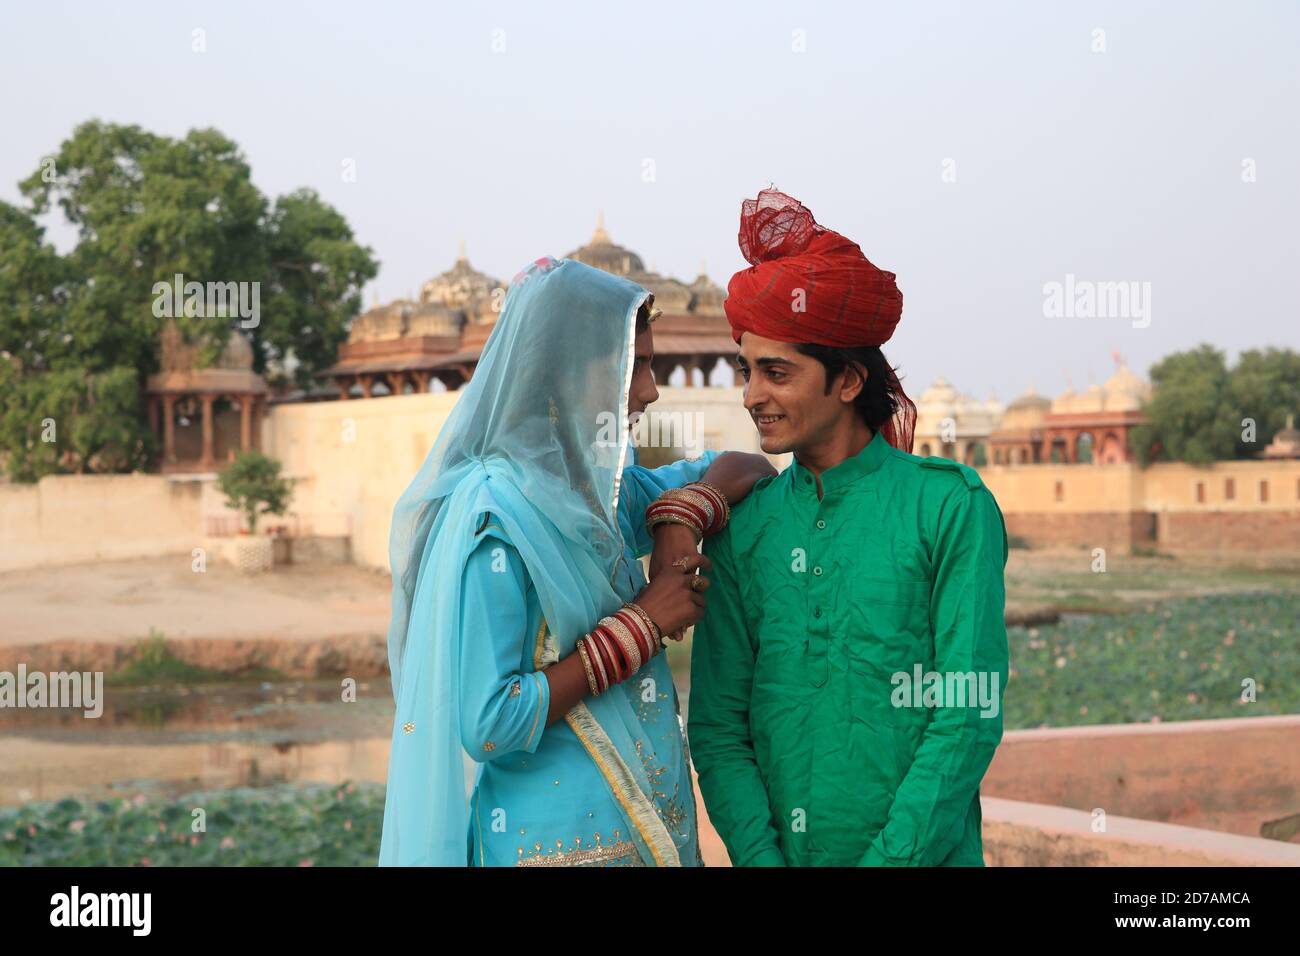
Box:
577, 602, 662, 696
646, 481, 732, 541
686, 480, 731, 535
625, 601, 664, 648
577, 638, 601, 696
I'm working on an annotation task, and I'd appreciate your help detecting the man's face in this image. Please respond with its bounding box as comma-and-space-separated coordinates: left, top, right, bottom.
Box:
627, 324, 659, 421
737, 332, 855, 455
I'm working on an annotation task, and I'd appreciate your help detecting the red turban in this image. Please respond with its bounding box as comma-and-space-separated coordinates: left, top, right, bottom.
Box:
724, 188, 916, 453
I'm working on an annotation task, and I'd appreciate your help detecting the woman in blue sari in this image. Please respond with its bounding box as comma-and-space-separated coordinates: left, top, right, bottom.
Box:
379, 255, 773, 866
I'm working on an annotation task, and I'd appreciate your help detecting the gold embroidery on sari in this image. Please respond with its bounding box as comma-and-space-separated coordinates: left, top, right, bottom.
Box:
564, 702, 681, 867
516, 838, 641, 867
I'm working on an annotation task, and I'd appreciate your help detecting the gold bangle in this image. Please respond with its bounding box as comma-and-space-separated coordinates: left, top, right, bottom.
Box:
624, 602, 663, 651
646, 512, 703, 544
689, 480, 731, 531
603, 614, 643, 675
587, 630, 611, 691
661, 486, 715, 529
576, 639, 600, 696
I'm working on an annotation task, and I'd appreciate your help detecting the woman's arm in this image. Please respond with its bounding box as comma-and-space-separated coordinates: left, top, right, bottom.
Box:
647, 451, 776, 581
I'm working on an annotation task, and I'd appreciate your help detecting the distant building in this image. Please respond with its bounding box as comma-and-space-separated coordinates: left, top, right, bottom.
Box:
322, 218, 738, 399
990, 360, 1150, 464
913, 376, 1002, 464
1262, 415, 1300, 460
146, 320, 268, 474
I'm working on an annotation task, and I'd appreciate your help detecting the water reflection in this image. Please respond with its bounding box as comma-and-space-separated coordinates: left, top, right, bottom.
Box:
0, 681, 396, 806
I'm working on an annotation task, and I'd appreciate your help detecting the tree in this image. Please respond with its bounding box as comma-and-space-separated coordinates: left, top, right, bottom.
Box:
1130, 345, 1236, 465
1130, 344, 1300, 465
217, 451, 294, 534
0, 121, 379, 480
1226, 348, 1300, 456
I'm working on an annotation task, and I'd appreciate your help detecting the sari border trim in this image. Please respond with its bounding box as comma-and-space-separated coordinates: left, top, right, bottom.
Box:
564, 701, 681, 868
523, 671, 545, 749
532, 619, 557, 671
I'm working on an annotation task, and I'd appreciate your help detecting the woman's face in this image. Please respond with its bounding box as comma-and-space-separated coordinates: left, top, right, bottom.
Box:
627, 324, 659, 420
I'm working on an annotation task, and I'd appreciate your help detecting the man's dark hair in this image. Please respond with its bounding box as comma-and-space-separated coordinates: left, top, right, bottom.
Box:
793, 343, 901, 432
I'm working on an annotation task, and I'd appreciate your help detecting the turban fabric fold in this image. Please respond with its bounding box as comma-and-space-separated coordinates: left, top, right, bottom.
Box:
724, 188, 916, 453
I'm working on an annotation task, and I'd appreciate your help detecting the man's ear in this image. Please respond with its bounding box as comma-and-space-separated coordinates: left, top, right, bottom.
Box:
839, 361, 868, 404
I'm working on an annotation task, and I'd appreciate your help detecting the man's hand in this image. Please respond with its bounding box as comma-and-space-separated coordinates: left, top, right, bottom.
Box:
649, 522, 699, 581
647, 523, 704, 642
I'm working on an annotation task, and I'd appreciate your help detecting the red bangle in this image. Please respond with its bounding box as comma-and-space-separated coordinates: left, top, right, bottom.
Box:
612, 609, 649, 662
594, 625, 631, 682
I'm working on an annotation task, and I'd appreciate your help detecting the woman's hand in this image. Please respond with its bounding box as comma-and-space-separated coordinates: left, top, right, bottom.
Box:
634, 552, 711, 638
701, 451, 776, 506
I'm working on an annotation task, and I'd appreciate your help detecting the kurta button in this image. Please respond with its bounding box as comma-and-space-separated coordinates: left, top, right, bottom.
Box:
813, 566, 823, 576
804, 476, 811, 484
816, 519, 826, 530
813, 607, 822, 618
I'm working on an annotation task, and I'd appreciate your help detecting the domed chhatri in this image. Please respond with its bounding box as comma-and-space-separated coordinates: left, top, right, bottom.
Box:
324, 219, 736, 398
146, 320, 268, 474
563, 212, 646, 276
989, 357, 1151, 465
421, 241, 502, 311
913, 376, 1000, 464
1263, 414, 1300, 460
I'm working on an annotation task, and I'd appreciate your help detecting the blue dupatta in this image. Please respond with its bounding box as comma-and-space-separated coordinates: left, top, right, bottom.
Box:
379, 257, 682, 866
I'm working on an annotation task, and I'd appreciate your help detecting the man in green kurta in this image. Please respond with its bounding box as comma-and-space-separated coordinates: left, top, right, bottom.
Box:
688, 189, 1009, 866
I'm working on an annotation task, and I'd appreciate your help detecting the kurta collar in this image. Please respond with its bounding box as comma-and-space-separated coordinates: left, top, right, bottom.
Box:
791, 428, 890, 496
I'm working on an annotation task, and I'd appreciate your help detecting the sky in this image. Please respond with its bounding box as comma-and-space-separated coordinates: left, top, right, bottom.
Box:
2, 0, 1297, 401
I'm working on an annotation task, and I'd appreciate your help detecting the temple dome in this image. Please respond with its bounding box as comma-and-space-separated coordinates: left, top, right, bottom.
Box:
1102, 364, 1150, 411
564, 213, 645, 276
689, 267, 726, 315
216, 330, 255, 370
1002, 387, 1051, 430
406, 302, 463, 337
629, 271, 692, 313
421, 245, 501, 311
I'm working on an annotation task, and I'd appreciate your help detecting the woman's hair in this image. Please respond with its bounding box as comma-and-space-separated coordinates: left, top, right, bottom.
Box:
793, 343, 902, 432
635, 301, 651, 334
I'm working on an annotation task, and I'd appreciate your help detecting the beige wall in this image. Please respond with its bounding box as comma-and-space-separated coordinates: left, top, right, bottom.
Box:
0, 475, 205, 573
981, 459, 1300, 514
1143, 459, 1300, 511
980, 462, 1144, 513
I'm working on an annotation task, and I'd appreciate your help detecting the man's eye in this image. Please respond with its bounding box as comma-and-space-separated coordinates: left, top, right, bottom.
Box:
737, 367, 750, 380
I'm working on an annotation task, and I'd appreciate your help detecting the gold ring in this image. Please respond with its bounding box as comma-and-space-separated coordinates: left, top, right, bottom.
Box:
690, 577, 702, 592
672, 557, 691, 572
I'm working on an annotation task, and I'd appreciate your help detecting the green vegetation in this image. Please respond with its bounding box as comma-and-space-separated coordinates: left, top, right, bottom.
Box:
108, 629, 285, 687
0, 783, 382, 867
1130, 344, 1300, 465
217, 450, 294, 534
1004, 591, 1300, 729
0, 120, 378, 480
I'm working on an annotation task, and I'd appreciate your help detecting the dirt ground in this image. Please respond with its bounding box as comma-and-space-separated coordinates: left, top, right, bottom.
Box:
5, 548, 1295, 651
0, 556, 392, 648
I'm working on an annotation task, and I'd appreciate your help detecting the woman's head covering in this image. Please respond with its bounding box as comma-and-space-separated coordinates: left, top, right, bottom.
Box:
380, 257, 677, 866
724, 188, 916, 452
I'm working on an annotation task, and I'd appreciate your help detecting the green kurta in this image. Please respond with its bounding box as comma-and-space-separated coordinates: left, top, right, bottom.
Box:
688, 429, 1009, 866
